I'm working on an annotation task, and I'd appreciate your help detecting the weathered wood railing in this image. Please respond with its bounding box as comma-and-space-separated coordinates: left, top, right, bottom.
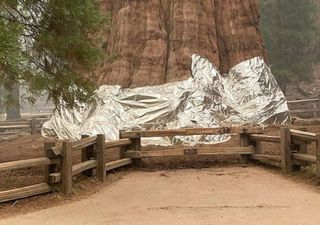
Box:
1, 125, 320, 203
0, 117, 49, 135
248, 133, 282, 163
120, 126, 263, 167
47, 135, 133, 195
248, 127, 320, 176
288, 97, 320, 118
0, 157, 58, 203
0, 134, 133, 202
290, 129, 320, 175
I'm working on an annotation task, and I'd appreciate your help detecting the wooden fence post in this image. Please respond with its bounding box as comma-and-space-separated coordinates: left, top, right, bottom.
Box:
62, 141, 73, 195
280, 127, 292, 174
240, 129, 250, 164
131, 134, 142, 167
316, 134, 320, 177
119, 130, 126, 159
81, 135, 95, 176
96, 134, 106, 182
44, 142, 57, 185
292, 128, 308, 171
292, 141, 308, 171
318, 95, 320, 118
30, 118, 37, 135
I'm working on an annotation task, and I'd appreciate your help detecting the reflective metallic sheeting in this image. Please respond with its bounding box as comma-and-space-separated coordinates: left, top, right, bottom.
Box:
42, 55, 290, 145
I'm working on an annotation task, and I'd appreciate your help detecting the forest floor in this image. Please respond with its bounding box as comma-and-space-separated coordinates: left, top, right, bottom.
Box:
2, 167, 320, 225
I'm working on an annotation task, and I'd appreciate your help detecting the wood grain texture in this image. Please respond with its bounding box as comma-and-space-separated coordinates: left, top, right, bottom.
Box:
105, 138, 132, 149
124, 146, 253, 158
292, 153, 316, 163
96, 134, 106, 182
72, 136, 97, 150
0, 183, 52, 203
62, 141, 73, 195
120, 127, 262, 138
281, 127, 292, 174
0, 157, 59, 172
290, 129, 318, 142
249, 134, 281, 143
105, 158, 132, 171
250, 154, 281, 162
72, 160, 97, 176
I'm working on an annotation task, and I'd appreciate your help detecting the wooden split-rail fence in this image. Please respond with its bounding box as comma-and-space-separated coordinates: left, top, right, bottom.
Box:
0, 126, 320, 203
288, 97, 320, 118
248, 127, 320, 174
0, 116, 49, 136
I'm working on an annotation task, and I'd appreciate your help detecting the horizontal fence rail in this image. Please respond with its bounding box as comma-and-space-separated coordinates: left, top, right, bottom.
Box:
0, 116, 50, 136
290, 129, 318, 142
72, 136, 97, 149
105, 159, 133, 171
105, 139, 132, 148
249, 134, 281, 143
120, 126, 263, 138
288, 98, 319, 104
124, 146, 254, 158
250, 154, 281, 162
0, 157, 59, 171
0, 183, 52, 203
287, 97, 320, 118
292, 153, 316, 163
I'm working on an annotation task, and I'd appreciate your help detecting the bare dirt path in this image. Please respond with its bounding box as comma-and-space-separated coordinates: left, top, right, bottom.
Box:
2, 166, 320, 225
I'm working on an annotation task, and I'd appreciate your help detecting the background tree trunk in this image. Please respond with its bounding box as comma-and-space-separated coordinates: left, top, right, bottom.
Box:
0, 86, 5, 119
6, 84, 21, 120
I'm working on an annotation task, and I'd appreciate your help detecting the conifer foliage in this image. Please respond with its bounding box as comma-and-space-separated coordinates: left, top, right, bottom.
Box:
261, 0, 319, 93
0, 0, 105, 107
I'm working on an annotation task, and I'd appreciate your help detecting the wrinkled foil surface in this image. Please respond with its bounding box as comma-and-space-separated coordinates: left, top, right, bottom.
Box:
42, 55, 290, 145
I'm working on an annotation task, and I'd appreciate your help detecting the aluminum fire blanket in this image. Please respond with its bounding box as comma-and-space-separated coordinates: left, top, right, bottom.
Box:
42, 55, 290, 145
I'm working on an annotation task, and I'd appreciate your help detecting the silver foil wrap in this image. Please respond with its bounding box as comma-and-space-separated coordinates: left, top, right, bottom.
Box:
42, 55, 290, 145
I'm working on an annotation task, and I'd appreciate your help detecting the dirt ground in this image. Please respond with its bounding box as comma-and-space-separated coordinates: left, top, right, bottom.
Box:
2, 167, 320, 225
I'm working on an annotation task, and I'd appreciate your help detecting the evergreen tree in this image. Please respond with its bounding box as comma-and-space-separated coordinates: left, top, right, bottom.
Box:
260, 0, 319, 94
0, 0, 106, 108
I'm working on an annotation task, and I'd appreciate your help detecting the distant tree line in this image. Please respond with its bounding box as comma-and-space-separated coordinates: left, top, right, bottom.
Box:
0, 0, 107, 119
260, 0, 320, 94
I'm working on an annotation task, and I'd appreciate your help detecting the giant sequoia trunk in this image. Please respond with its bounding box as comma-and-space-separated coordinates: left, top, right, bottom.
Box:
98, 0, 268, 87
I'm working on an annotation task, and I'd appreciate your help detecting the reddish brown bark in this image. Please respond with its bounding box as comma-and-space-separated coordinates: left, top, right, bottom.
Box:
97, 0, 268, 87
